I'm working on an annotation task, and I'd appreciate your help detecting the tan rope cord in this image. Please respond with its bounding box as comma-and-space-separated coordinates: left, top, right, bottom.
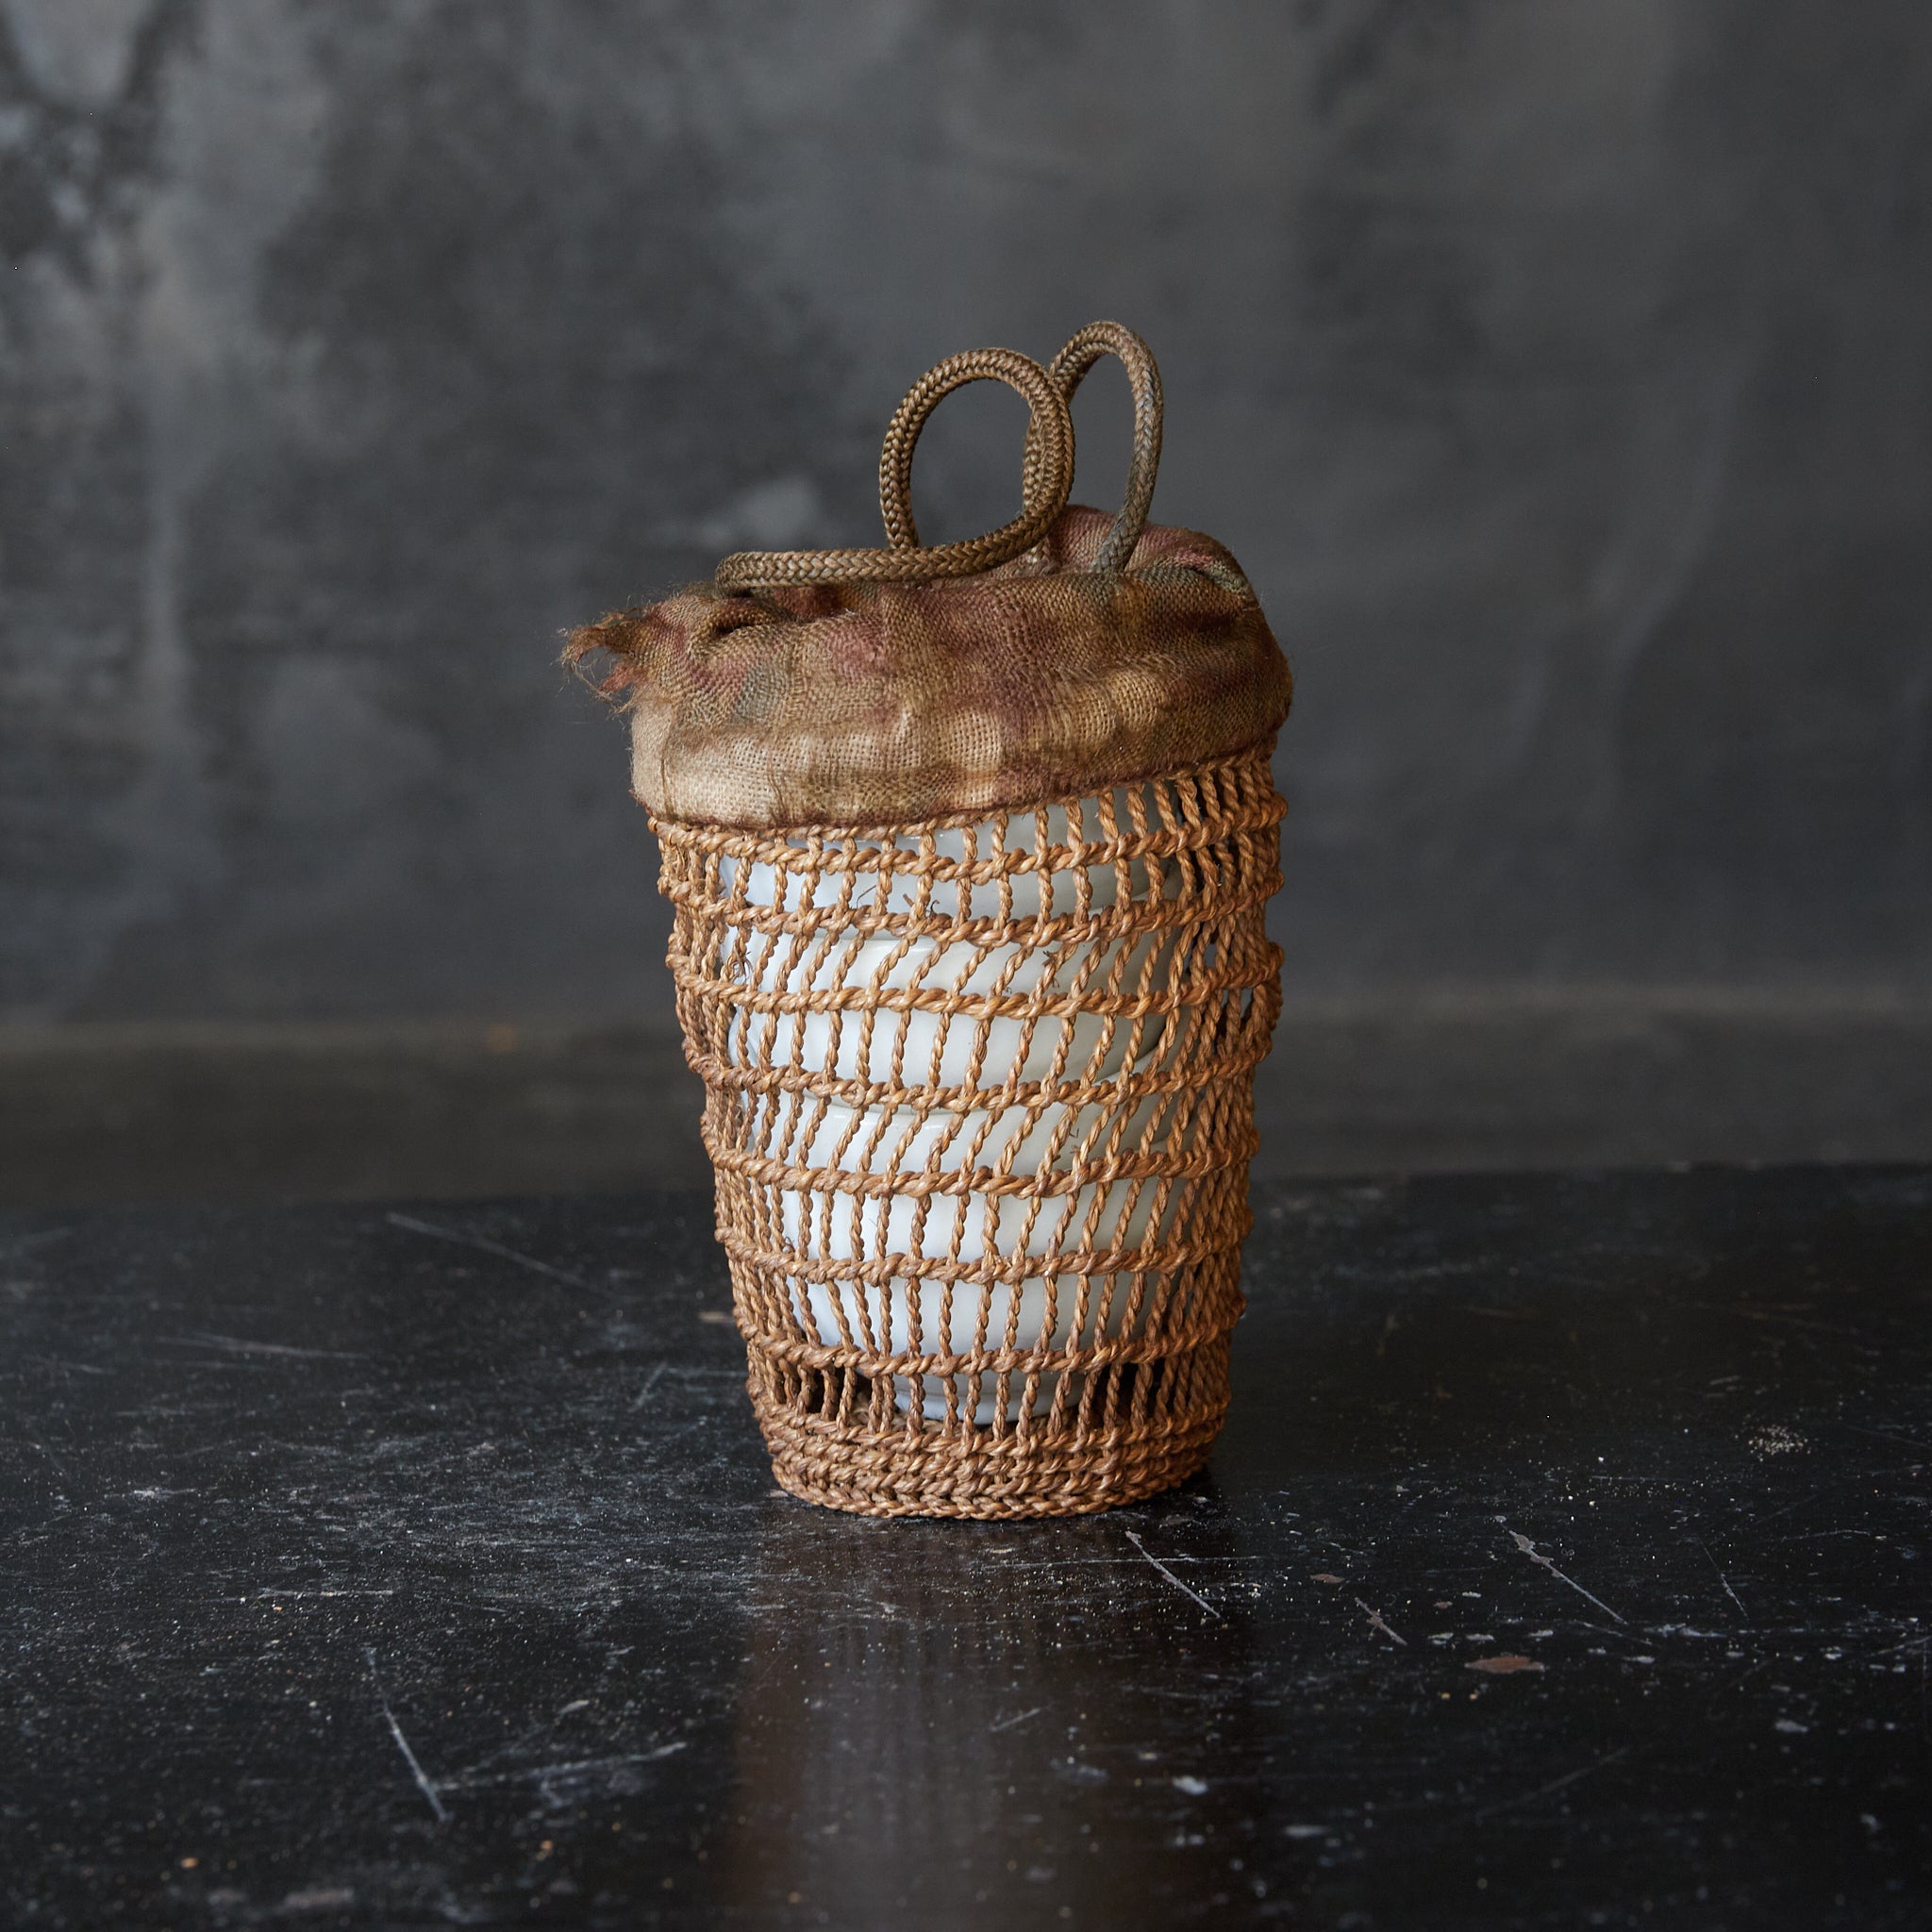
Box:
655, 741, 1285, 1519
713, 347, 1074, 591
874, 347, 1069, 553
1021, 321, 1164, 573
869, 320, 1164, 576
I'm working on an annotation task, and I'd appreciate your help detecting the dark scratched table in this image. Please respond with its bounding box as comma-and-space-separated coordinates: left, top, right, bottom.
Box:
3, 1168, 1929, 1930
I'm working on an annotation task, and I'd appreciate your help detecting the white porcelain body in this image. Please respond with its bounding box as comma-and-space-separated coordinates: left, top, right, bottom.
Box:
722, 801, 1193, 1423
719, 806, 1183, 1093
777, 1092, 1193, 1423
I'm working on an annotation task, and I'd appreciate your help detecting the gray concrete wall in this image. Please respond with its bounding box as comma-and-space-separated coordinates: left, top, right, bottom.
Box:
6, 0, 1930, 1025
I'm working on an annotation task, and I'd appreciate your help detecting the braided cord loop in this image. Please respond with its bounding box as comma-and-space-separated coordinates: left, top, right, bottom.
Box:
714, 348, 1073, 591
873, 322, 1165, 577
1034, 320, 1164, 573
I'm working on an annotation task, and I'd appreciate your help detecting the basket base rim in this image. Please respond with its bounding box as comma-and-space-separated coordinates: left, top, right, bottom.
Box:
756, 1407, 1224, 1520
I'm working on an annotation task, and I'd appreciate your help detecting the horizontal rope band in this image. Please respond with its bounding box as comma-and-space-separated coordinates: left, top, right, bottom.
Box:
739, 1319, 1241, 1384
761, 1409, 1224, 1473
660, 881, 1283, 956
676, 963, 1278, 1034
705, 1130, 1260, 1202
715, 1218, 1251, 1291
651, 751, 1285, 858
682, 1047, 1274, 1116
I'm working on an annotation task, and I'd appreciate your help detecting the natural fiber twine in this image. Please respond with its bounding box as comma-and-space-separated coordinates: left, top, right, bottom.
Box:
574, 322, 1291, 1518
658, 743, 1285, 1518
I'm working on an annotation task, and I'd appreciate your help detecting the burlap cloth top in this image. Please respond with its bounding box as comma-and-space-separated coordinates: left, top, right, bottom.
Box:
567, 322, 1291, 828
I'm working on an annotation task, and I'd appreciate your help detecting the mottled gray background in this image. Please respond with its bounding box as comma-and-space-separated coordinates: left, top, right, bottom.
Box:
5, 1, 1930, 1198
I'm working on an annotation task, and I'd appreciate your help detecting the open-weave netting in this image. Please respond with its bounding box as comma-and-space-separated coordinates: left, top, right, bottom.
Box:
657, 741, 1285, 1518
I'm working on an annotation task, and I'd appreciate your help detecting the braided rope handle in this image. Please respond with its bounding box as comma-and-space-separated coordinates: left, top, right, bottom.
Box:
712, 322, 1164, 591
1028, 320, 1163, 575
714, 348, 1074, 591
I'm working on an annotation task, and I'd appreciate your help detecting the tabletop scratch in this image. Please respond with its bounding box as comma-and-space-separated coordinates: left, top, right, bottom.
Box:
385, 1213, 592, 1291
990, 1707, 1043, 1734
1699, 1541, 1748, 1622
1505, 1527, 1625, 1624
1837, 1422, 1932, 1458
366, 1647, 448, 1823
1356, 1599, 1407, 1646
1694, 1300, 1872, 1341
1124, 1530, 1223, 1622
166, 1333, 364, 1361
439, 1743, 688, 1790
1475, 1746, 1631, 1821
1856, 1633, 1932, 1665
1723, 1486, 1838, 1537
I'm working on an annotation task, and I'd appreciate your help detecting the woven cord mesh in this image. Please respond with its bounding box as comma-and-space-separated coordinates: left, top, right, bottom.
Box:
657, 742, 1285, 1518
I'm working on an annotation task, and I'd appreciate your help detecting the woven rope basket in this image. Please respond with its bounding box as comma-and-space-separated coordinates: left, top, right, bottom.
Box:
572, 322, 1291, 1519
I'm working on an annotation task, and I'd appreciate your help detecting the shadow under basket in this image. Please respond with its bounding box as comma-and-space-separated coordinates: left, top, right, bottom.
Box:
658, 742, 1286, 1519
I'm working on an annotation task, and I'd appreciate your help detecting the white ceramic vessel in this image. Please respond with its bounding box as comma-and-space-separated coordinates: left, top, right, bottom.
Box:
720, 803, 1185, 1091
722, 800, 1196, 1422
774, 1090, 1197, 1421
